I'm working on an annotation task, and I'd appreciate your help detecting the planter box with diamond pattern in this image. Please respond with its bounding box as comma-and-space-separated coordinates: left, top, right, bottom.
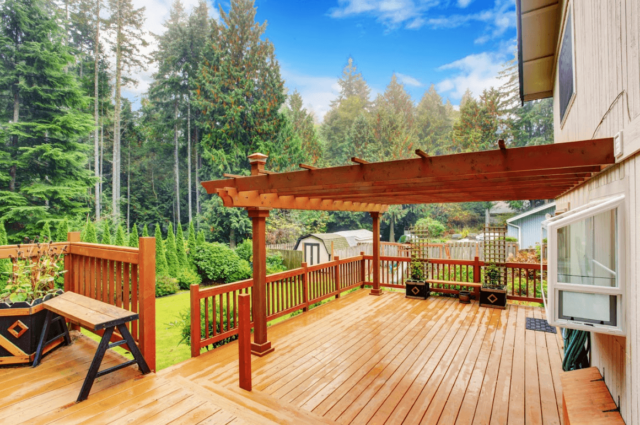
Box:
0, 291, 65, 366
479, 287, 507, 309
405, 279, 430, 300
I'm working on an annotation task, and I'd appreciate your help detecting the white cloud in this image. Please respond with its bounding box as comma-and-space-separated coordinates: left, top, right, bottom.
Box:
328, 0, 514, 43
436, 51, 505, 99
280, 68, 341, 121
427, 0, 515, 44
395, 72, 422, 87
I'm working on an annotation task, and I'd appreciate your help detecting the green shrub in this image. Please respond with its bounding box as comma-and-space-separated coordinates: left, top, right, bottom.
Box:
114, 224, 126, 246
40, 222, 52, 242
101, 220, 112, 244
415, 217, 446, 238
235, 239, 252, 263
187, 222, 197, 256
56, 219, 69, 242
193, 242, 251, 283
505, 236, 518, 242
196, 230, 206, 246
398, 235, 406, 243
82, 219, 98, 243
177, 267, 202, 290
154, 224, 169, 277
155, 276, 179, 297
129, 224, 139, 247
266, 252, 286, 274
176, 225, 188, 269
177, 302, 238, 350
165, 223, 179, 277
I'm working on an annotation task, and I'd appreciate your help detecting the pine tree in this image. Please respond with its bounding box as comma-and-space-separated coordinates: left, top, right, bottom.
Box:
331, 57, 371, 108
175, 224, 188, 269
452, 88, 501, 153
142, 224, 149, 237
154, 224, 169, 277
187, 221, 196, 255
101, 221, 112, 245
285, 91, 322, 165
415, 84, 453, 155
40, 223, 52, 242
194, 0, 285, 174
114, 224, 126, 246
0, 222, 10, 283
150, 0, 188, 225
165, 223, 179, 277
83, 220, 98, 243
56, 219, 69, 242
0, 0, 96, 241
105, 0, 148, 221
129, 224, 139, 247
196, 230, 205, 246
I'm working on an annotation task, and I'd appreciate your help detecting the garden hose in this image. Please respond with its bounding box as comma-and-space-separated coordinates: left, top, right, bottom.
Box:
562, 328, 590, 371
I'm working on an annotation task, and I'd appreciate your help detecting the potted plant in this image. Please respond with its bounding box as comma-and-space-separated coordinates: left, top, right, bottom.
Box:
406, 259, 429, 300
0, 238, 66, 365
480, 262, 507, 309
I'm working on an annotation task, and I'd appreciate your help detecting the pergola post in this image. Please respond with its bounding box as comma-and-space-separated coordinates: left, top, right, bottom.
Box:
247, 152, 274, 357
370, 211, 382, 296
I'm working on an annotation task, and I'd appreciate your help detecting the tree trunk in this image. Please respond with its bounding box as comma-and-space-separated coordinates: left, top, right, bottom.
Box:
174, 98, 180, 225
187, 98, 192, 223
100, 119, 104, 199
389, 215, 395, 242
196, 125, 200, 222
127, 141, 131, 231
94, 0, 101, 219
113, 0, 122, 222
9, 91, 19, 192
230, 228, 236, 249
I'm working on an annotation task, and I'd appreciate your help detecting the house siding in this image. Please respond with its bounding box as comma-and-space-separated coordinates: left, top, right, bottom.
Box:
507, 209, 553, 249
553, 0, 640, 422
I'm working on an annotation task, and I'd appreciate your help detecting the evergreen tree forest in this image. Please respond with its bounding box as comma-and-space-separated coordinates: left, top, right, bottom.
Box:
0, 0, 554, 247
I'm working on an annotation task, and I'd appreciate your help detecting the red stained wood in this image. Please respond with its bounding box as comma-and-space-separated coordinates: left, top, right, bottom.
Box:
238, 294, 252, 391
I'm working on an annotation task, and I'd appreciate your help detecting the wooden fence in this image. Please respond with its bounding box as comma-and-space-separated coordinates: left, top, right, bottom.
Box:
365, 255, 545, 303
0, 233, 156, 371
189, 255, 366, 356
267, 248, 302, 269
336, 241, 519, 261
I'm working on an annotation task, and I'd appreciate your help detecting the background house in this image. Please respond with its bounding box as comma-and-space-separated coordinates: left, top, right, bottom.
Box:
518, 0, 640, 421
506, 202, 555, 248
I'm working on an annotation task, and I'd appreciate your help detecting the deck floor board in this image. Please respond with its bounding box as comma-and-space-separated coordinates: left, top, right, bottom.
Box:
0, 290, 561, 424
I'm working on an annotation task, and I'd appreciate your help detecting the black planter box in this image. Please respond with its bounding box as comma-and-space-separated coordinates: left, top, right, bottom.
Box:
479, 287, 507, 309
406, 280, 430, 300
0, 291, 65, 366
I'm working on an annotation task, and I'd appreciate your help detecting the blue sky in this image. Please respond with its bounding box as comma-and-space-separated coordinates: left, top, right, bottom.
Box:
128, 0, 517, 121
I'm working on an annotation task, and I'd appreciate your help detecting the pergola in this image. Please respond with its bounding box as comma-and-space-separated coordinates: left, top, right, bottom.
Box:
201, 138, 614, 356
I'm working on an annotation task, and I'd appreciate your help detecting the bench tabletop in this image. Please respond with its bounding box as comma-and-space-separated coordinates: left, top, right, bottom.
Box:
43, 292, 138, 331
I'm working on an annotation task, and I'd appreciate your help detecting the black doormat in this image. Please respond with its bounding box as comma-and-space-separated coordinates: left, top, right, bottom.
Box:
526, 317, 557, 334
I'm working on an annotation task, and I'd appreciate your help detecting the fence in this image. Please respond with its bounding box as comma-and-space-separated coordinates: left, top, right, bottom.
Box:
0, 233, 156, 371
364, 255, 545, 303
266, 243, 296, 250
267, 248, 302, 269
335, 241, 519, 261
189, 255, 366, 356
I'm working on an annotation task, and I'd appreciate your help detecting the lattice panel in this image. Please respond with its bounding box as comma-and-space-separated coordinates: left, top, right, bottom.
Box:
483, 225, 507, 287
409, 223, 430, 279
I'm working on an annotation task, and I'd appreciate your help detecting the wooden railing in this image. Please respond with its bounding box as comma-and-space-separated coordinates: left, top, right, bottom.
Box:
190, 255, 366, 356
364, 255, 545, 303
0, 233, 156, 371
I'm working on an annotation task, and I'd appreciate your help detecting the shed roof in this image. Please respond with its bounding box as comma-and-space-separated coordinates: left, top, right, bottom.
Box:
334, 229, 374, 246
202, 138, 614, 213
294, 233, 351, 254
507, 202, 556, 223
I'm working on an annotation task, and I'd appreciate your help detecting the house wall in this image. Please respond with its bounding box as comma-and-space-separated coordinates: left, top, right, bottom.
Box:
296, 237, 330, 265
508, 209, 554, 249
553, 1, 640, 422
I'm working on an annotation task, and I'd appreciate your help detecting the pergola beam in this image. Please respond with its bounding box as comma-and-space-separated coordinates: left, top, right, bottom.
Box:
201, 138, 613, 195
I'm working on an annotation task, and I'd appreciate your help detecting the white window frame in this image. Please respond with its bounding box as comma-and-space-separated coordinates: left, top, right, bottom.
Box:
542, 195, 625, 336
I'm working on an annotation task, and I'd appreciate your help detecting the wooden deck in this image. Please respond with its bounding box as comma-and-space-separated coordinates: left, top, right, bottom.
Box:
0, 290, 565, 424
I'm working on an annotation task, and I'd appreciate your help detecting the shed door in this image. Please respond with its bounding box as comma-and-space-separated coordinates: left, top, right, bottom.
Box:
304, 243, 320, 266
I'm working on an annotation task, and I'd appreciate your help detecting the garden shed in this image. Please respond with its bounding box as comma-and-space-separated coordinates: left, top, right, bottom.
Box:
293, 233, 350, 265
506, 202, 555, 248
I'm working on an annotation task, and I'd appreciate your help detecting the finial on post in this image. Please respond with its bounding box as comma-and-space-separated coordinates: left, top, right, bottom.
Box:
248, 153, 268, 176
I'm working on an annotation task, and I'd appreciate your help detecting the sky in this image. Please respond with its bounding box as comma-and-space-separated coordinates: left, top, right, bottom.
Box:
125, 0, 518, 121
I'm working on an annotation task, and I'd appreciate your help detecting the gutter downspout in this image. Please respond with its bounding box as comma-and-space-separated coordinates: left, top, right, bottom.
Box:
508, 223, 522, 247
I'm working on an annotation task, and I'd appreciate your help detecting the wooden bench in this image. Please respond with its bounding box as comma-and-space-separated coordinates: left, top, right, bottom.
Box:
33, 291, 151, 402
560, 367, 624, 424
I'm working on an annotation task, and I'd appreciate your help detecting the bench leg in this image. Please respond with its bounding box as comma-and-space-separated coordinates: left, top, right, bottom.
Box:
78, 326, 114, 402
33, 310, 53, 367
117, 323, 151, 374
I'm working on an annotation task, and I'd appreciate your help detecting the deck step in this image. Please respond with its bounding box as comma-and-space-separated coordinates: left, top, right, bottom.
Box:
173, 376, 335, 424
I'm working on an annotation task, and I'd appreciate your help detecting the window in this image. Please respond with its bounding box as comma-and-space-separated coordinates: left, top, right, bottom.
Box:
558, 3, 576, 125
543, 195, 625, 336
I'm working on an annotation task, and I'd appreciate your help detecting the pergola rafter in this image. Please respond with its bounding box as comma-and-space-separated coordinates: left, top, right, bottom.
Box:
201, 138, 615, 357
